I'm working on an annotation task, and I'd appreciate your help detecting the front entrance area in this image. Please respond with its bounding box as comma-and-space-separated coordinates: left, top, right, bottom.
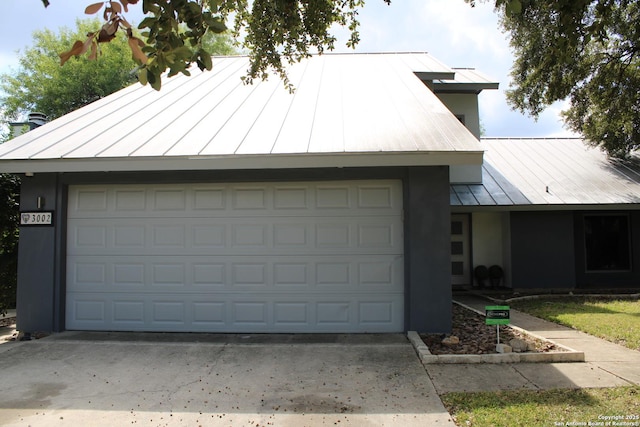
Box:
451, 214, 471, 286
65, 180, 405, 333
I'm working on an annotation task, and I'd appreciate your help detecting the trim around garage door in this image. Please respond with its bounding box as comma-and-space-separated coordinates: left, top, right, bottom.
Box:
66, 180, 404, 332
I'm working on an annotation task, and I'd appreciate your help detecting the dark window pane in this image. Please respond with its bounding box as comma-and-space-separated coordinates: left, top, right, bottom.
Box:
451, 221, 463, 235
452, 261, 464, 275
584, 215, 631, 271
451, 241, 463, 255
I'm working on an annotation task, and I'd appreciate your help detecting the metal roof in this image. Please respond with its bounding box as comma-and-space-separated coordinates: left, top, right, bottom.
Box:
0, 53, 483, 174
451, 138, 640, 208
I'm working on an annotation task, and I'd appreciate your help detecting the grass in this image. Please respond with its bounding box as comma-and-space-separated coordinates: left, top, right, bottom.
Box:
509, 296, 640, 351
438, 297, 640, 426
441, 386, 640, 427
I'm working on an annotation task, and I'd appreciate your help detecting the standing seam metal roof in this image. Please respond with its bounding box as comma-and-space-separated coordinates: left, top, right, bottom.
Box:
451, 138, 640, 208
0, 53, 484, 174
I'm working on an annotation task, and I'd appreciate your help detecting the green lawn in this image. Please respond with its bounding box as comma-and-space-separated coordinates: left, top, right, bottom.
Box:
441, 386, 640, 427
510, 297, 640, 351
440, 297, 640, 426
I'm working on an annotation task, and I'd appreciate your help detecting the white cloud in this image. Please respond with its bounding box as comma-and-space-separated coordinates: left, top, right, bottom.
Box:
417, 0, 509, 59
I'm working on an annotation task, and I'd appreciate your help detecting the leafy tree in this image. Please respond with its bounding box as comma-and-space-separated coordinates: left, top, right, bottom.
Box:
1, 17, 237, 122
43, 1, 638, 157
48, 0, 387, 91
469, 0, 640, 158
1, 19, 138, 121
0, 144, 19, 316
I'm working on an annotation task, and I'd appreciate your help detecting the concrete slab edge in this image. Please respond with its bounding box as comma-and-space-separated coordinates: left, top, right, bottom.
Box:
408, 324, 585, 365
499, 293, 640, 304
451, 301, 585, 361
1, 309, 16, 319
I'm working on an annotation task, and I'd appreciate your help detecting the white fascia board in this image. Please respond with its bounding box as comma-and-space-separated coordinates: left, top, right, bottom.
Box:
433, 82, 500, 93
414, 71, 456, 81
0, 151, 483, 174
452, 203, 640, 213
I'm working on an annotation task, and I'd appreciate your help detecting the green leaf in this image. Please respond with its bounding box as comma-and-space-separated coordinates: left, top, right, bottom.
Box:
205, 16, 227, 33
138, 67, 148, 85
147, 69, 161, 91
207, 0, 222, 10
200, 50, 212, 70
505, 0, 522, 15
138, 17, 157, 30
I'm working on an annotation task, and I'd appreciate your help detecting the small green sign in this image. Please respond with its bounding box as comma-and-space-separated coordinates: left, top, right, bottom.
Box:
486, 305, 510, 325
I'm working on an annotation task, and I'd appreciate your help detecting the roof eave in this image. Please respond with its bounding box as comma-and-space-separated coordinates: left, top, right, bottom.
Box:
0, 151, 484, 174
433, 82, 500, 94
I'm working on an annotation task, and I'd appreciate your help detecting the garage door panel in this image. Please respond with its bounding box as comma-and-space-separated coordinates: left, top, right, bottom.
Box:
68, 217, 402, 256
67, 180, 404, 332
152, 301, 186, 324
193, 302, 226, 325
68, 181, 402, 218
67, 293, 403, 332
68, 255, 403, 293
113, 300, 145, 324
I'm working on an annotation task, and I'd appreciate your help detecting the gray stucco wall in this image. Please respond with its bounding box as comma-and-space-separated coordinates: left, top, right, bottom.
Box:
510, 211, 576, 289
16, 167, 452, 333
16, 174, 63, 332
404, 167, 452, 333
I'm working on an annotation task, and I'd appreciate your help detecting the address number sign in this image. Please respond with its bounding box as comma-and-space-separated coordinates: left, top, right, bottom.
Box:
20, 211, 54, 226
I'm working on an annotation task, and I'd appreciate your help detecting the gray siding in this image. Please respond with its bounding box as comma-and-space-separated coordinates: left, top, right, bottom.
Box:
510, 211, 576, 289
405, 167, 452, 333
16, 174, 63, 332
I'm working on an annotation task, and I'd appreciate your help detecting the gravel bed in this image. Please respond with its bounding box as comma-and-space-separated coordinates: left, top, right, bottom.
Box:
420, 304, 563, 355
0, 316, 15, 328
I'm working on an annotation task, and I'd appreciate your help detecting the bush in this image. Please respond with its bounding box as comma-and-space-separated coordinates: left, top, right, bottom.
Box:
0, 174, 20, 316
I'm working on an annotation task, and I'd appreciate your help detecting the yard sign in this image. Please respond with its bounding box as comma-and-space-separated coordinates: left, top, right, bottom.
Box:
486, 305, 510, 346
485, 306, 510, 325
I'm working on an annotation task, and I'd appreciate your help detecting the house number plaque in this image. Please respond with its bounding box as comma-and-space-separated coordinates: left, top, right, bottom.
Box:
20, 211, 54, 226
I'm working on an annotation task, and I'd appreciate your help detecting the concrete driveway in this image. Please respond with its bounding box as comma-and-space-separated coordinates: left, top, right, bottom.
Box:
0, 332, 454, 426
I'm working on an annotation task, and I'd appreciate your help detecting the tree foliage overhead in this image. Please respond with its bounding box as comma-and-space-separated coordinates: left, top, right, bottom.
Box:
471, 0, 639, 158
1, 19, 138, 121
37, 0, 639, 157
46, 0, 388, 91
0, 17, 237, 122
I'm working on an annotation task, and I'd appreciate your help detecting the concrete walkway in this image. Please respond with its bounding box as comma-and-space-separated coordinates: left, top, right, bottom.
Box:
0, 310, 17, 343
424, 294, 640, 394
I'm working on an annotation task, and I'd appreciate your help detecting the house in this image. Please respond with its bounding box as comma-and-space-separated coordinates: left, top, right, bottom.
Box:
1, 52, 636, 336
452, 137, 640, 291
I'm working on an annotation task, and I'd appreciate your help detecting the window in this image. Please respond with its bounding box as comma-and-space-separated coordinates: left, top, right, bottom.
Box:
584, 215, 631, 272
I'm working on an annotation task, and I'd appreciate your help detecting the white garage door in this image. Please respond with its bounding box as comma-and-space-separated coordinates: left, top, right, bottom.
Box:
66, 180, 404, 332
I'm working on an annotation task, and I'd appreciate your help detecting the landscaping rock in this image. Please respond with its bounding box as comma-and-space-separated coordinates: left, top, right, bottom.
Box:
496, 343, 512, 353
420, 304, 565, 355
441, 335, 460, 346
509, 338, 529, 352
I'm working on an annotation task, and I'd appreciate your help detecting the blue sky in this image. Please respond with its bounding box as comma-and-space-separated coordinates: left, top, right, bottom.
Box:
0, 0, 575, 137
